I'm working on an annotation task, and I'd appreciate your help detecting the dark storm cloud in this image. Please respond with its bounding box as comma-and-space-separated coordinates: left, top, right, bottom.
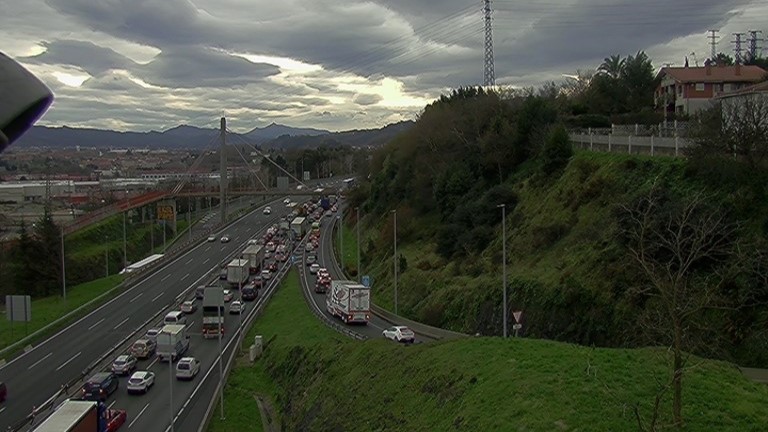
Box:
353, 93, 383, 106
23, 40, 133, 75
135, 46, 279, 88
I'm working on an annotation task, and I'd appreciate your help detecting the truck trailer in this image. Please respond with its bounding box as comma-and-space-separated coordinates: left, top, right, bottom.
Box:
156, 324, 189, 362
226, 258, 249, 287
291, 216, 308, 238
242, 245, 265, 274
32, 399, 126, 432
202, 287, 225, 339
326, 280, 371, 324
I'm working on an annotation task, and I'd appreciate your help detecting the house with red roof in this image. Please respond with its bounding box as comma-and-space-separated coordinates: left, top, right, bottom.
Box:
655, 62, 766, 116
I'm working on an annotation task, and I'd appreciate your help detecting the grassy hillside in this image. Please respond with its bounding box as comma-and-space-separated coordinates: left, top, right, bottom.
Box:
212, 269, 768, 432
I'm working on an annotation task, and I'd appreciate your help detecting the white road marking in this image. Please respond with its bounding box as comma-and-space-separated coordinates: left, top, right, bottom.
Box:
161, 274, 171, 282
108, 400, 117, 409
87, 318, 105, 331
27, 352, 53, 370
205, 246, 211, 252
129, 293, 143, 303
181, 273, 190, 281
129, 403, 151, 429
0, 407, 5, 414
147, 357, 159, 369
152, 292, 164, 302
55, 351, 81, 371
113, 317, 130, 330
203, 258, 209, 264
185, 258, 194, 264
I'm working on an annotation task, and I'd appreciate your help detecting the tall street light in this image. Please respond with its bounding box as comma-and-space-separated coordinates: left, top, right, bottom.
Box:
391, 209, 398, 316
355, 207, 360, 283
497, 203, 507, 338
105, 235, 109, 278
166, 328, 175, 432
122, 211, 127, 269
61, 230, 66, 300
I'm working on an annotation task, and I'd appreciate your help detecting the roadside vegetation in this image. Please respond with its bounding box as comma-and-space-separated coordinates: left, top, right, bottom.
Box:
212, 270, 768, 431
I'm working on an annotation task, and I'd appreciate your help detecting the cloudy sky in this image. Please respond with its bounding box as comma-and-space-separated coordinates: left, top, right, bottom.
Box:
2, 0, 766, 133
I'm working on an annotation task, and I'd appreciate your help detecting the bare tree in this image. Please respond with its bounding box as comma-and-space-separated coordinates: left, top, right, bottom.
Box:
619, 183, 740, 427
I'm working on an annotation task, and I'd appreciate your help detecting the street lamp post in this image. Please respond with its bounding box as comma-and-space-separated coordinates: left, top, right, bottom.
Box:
105, 235, 109, 278
392, 209, 397, 316
163, 220, 167, 253
167, 329, 174, 432
497, 204, 507, 338
356, 207, 360, 282
339, 215, 343, 270
61, 230, 66, 300
122, 212, 127, 270
218, 300, 225, 420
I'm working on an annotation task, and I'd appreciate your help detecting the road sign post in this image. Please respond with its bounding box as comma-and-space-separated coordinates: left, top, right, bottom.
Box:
361, 275, 370, 288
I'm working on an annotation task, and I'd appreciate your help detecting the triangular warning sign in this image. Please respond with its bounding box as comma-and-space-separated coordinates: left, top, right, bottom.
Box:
512, 311, 523, 323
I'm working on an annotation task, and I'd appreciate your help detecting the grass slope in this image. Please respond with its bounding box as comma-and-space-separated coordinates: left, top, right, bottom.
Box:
211, 270, 768, 432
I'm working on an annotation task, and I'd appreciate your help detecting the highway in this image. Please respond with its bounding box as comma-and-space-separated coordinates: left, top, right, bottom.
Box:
298, 199, 433, 343
0, 195, 300, 431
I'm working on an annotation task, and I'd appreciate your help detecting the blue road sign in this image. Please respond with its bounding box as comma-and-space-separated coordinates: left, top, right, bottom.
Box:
362, 275, 370, 288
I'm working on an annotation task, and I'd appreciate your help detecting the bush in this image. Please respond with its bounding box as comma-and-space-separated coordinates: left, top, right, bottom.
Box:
541, 125, 573, 175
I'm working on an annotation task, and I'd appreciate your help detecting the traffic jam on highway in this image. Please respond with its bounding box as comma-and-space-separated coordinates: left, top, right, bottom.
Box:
20, 190, 415, 431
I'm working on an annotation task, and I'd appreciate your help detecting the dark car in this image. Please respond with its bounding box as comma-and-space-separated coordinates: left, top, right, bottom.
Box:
242, 285, 258, 301
251, 275, 263, 288
0, 381, 6, 403
219, 268, 227, 280
195, 285, 206, 299
80, 372, 119, 401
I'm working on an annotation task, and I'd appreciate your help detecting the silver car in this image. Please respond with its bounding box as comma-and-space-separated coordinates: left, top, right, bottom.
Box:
175, 357, 201, 380
127, 371, 155, 394
111, 355, 137, 376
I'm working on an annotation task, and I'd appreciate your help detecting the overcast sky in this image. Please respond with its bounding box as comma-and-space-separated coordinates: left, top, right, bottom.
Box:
2, 0, 766, 133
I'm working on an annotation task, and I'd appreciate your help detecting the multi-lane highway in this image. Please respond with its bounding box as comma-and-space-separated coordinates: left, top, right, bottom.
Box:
298, 202, 433, 343
0, 195, 299, 431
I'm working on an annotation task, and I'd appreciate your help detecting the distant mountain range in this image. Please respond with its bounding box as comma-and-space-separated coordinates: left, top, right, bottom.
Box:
13, 121, 413, 150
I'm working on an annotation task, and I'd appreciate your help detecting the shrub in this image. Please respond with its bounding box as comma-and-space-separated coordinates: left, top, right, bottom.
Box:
541, 125, 573, 175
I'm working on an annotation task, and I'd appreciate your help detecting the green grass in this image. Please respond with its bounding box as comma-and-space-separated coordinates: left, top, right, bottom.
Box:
338, 216, 361, 278
0, 274, 124, 352
209, 267, 768, 431
207, 270, 345, 432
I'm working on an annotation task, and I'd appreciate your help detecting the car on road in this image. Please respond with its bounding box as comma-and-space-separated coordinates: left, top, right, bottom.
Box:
261, 269, 272, 280
309, 263, 320, 274
0, 382, 7, 403
247, 239, 259, 245
251, 275, 263, 289
176, 357, 201, 380
195, 285, 206, 299
130, 338, 157, 359
105, 409, 127, 432
305, 242, 314, 252
220, 235, 231, 243
81, 372, 119, 401
306, 254, 317, 265
207, 235, 216, 242
263, 206, 272, 215
223, 289, 234, 302
283, 198, 291, 204
229, 300, 245, 314
180, 300, 197, 314
127, 371, 155, 394
242, 284, 258, 301
267, 261, 278, 272
111, 354, 137, 376
145, 328, 161, 342
382, 326, 415, 343
219, 268, 228, 280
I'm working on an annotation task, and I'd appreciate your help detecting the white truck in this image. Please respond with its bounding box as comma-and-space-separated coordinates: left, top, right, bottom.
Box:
326, 280, 371, 324
226, 258, 249, 287
156, 324, 190, 362
242, 245, 265, 274
291, 216, 308, 238
202, 287, 225, 339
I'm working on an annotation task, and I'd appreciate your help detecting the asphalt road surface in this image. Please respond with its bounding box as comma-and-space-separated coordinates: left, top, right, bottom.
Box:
0, 196, 299, 432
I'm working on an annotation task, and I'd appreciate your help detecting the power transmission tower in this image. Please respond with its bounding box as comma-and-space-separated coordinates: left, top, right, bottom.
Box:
748, 30, 763, 60
44, 157, 52, 216
733, 32, 745, 64
482, 0, 495, 87
708, 29, 719, 60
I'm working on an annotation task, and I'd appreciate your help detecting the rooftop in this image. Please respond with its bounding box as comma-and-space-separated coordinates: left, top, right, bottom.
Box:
658, 65, 766, 83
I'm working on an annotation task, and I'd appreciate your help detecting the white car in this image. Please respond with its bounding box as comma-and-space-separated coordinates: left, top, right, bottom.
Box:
229, 300, 245, 314
309, 263, 320, 274
382, 326, 415, 343
283, 198, 291, 204
111, 354, 137, 376
207, 235, 216, 242
263, 206, 272, 215
180, 300, 196, 314
247, 239, 258, 245
220, 236, 230, 243
223, 289, 234, 302
127, 371, 155, 394
305, 243, 314, 252
261, 269, 272, 280
144, 328, 161, 342
175, 357, 201, 380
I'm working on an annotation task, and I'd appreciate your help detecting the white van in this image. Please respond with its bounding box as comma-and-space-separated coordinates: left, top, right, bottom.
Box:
164, 311, 187, 325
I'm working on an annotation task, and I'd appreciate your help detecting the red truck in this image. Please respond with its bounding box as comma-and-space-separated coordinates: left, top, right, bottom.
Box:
32, 399, 126, 432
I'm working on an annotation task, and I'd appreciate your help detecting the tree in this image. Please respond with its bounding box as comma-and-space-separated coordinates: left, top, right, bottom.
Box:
541, 125, 573, 175
713, 52, 735, 66
598, 54, 625, 79
620, 51, 657, 113
619, 185, 739, 427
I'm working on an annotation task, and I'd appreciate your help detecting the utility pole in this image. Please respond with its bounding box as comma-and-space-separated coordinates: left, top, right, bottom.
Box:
748, 30, 763, 60
497, 204, 507, 337
356, 207, 361, 282
482, 0, 495, 87
219, 117, 227, 225
61, 230, 66, 300
105, 235, 109, 277
709, 29, 719, 60
122, 211, 127, 269
392, 209, 398, 315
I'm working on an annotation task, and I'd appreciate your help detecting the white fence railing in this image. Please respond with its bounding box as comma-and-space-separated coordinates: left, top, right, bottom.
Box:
569, 132, 693, 157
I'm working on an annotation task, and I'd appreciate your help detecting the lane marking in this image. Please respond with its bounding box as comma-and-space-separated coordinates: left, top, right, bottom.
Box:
181, 273, 190, 281
185, 258, 194, 265
27, 352, 53, 370
129, 403, 150, 429
55, 351, 82, 371
161, 274, 172, 282
203, 258, 209, 265
147, 357, 159, 369
0, 407, 5, 414
129, 293, 143, 303
87, 318, 105, 331
205, 246, 211, 252
152, 292, 164, 302
108, 400, 116, 409
113, 317, 130, 330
